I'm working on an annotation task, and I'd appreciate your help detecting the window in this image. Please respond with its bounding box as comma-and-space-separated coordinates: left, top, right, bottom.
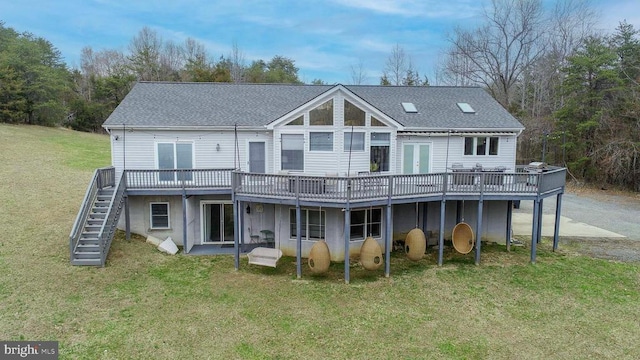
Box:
289, 208, 326, 241
350, 208, 382, 240
281, 134, 304, 170
371, 116, 385, 127
286, 115, 303, 126
344, 132, 365, 151
344, 100, 365, 126
309, 132, 333, 151
464, 137, 499, 156
370, 133, 390, 172
157, 142, 193, 181
310, 100, 333, 125
150, 202, 170, 229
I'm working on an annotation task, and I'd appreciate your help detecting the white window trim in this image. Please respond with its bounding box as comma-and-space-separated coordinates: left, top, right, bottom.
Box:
343, 131, 366, 152
464, 136, 499, 156
150, 202, 170, 230
200, 200, 234, 244
349, 208, 383, 241
154, 141, 196, 182
289, 208, 326, 242
309, 131, 334, 152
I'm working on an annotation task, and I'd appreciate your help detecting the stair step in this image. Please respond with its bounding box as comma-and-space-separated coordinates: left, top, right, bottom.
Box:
89, 213, 106, 219
77, 244, 100, 251
71, 258, 102, 266
79, 239, 100, 246
73, 250, 101, 259
92, 207, 108, 213
86, 219, 104, 225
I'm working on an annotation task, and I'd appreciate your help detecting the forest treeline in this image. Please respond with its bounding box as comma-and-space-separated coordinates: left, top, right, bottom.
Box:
0, 0, 638, 190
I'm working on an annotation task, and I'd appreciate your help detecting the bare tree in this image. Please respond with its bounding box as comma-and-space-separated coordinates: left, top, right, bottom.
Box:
160, 40, 184, 81
229, 41, 245, 83
440, 0, 545, 108
383, 44, 407, 85
349, 59, 368, 85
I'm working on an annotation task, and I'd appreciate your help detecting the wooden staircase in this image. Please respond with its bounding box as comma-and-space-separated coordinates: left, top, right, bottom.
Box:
70, 167, 125, 266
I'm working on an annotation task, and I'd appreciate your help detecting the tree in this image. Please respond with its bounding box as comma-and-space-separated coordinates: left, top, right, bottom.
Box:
555, 35, 622, 181
265, 55, 301, 83
0, 22, 71, 125
128, 26, 162, 81
349, 59, 368, 85
440, 0, 545, 108
381, 44, 427, 86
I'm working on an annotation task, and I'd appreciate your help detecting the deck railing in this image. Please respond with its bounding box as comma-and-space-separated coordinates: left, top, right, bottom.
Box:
119, 167, 566, 202
125, 168, 235, 190
98, 172, 126, 265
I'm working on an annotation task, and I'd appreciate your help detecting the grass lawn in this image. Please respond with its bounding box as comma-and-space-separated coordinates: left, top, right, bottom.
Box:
1, 123, 639, 359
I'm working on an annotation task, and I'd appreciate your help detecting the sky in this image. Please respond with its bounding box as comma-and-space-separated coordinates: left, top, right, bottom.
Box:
1, 0, 638, 85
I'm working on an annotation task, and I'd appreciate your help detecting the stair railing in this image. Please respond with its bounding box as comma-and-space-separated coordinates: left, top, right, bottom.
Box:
69, 167, 115, 261
97, 171, 126, 266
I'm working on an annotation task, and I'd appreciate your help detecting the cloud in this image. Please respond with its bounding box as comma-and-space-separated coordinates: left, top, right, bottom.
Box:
330, 0, 479, 19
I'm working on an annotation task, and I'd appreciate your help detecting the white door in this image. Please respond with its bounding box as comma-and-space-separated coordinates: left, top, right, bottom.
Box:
402, 143, 431, 174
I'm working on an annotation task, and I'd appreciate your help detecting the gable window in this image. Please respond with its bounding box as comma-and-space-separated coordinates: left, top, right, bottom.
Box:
344, 100, 365, 126
157, 142, 193, 181
370, 133, 390, 172
371, 116, 386, 127
150, 202, 170, 229
289, 208, 326, 241
344, 132, 365, 152
464, 137, 499, 156
310, 100, 333, 125
350, 208, 382, 240
286, 115, 304, 126
309, 132, 333, 151
281, 134, 304, 170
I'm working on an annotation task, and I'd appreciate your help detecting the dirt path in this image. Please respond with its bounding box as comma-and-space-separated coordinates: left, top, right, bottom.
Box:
516, 187, 640, 262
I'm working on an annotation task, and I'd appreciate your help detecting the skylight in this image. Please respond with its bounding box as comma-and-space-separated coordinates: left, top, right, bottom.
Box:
401, 102, 418, 113
457, 102, 475, 113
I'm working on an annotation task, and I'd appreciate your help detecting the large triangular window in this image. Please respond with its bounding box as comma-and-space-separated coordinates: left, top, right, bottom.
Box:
310, 100, 333, 125
344, 100, 365, 126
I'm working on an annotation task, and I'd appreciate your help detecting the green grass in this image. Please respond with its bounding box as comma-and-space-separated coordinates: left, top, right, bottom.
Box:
1, 123, 639, 359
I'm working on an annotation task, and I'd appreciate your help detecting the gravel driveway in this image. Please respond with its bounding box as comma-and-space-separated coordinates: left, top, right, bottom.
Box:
514, 189, 640, 262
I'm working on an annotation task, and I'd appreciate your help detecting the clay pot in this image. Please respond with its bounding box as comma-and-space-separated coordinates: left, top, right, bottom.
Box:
308, 240, 331, 274
452, 222, 475, 254
405, 228, 426, 261
360, 236, 383, 270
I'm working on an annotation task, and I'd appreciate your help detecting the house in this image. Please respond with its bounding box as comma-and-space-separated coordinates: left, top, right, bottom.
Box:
69, 82, 566, 282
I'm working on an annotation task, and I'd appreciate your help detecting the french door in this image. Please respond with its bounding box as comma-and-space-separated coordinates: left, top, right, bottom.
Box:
402, 143, 431, 174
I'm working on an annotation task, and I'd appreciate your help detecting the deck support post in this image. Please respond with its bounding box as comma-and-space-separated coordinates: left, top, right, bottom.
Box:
232, 173, 239, 270
506, 200, 513, 252
456, 200, 462, 224
553, 193, 563, 251
475, 199, 483, 265
438, 199, 446, 266
384, 203, 391, 278
344, 180, 352, 284
537, 199, 544, 244
296, 203, 302, 279
531, 199, 540, 264
182, 192, 188, 254
124, 193, 131, 241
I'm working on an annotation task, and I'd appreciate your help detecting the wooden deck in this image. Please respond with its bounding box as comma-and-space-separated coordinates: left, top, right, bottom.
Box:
122, 166, 567, 204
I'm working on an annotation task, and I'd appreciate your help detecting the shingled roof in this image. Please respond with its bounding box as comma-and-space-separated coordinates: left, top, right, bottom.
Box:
103, 82, 524, 131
